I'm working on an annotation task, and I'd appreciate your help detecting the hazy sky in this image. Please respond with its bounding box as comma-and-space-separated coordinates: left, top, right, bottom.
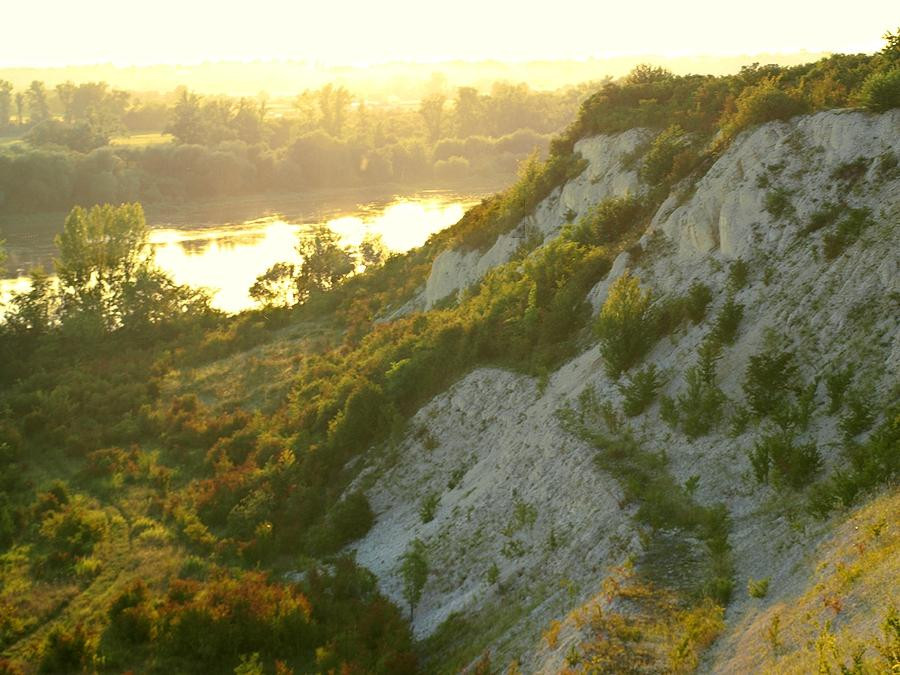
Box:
2, 0, 895, 67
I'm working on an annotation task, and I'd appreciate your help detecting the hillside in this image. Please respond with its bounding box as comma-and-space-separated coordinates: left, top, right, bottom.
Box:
0, 42, 899, 674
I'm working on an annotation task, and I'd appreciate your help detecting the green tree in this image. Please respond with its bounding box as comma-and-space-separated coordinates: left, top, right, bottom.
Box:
15, 92, 24, 125
419, 93, 446, 143
249, 262, 296, 307
56, 81, 76, 123
26, 80, 50, 123
295, 225, 354, 302
455, 86, 483, 136
400, 538, 428, 620
594, 271, 655, 378
166, 89, 204, 144
0, 80, 12, 127
359, 232, 388, 269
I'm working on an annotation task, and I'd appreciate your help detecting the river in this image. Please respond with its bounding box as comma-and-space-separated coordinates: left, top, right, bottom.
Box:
0, 186, 493, 314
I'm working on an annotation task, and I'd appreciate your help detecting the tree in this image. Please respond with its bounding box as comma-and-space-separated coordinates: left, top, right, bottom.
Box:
166, 89, 204, 144
53, 202, 207, 332
883, 26, 900, 64
594, 271, 655, 378
249, 262, 296, 307
56, 81, 76, 123
295, 225, 354, 302
15, 92, 24, 125
0, 80, 12, 127
26, 81, 50, 124
419, 93, 446, 143
358, 232, 388, 269
318, 84, 352, 137
400, 538, 428, 620
455, 86, 483, 136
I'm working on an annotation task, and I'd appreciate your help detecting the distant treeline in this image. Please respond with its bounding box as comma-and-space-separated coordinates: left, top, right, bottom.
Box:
0, 79, 592, 214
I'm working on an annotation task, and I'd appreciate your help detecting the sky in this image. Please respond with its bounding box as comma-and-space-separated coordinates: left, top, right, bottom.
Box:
1, 0, 895, 67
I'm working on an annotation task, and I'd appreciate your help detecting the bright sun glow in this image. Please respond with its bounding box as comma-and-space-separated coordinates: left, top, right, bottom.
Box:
1, 0, 894, 67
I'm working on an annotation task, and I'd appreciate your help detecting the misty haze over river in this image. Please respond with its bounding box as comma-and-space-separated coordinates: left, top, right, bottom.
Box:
0, 187, 491, 313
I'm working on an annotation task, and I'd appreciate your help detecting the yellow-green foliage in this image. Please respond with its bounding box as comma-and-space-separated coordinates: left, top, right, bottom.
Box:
594, 271, 655, 378
717, 487, 900, 674
547, 565, 724, 674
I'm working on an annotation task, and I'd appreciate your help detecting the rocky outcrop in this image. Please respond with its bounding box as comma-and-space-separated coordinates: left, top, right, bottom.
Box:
423, 129, 650, 309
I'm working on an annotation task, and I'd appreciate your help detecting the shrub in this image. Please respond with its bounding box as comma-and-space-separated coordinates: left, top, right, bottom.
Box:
839, 389, 876, 440
712, 295, 743, 345
686, 282, 713, 323
676, 347, 726, 439
723, 79, 808, 137
747, 577, 770, 598
743, 347, 798, 417
825, 363, 855, 414
801, 202, 843, 235
764, 187, 795, 221
619, 364, 663, 417
39, 625, 92, 674
822, 207, 874, 260
808, 409, 899, 516
639, 125, 689, 186
328, 491, 375, 543
749, 430, 821, 488
419, 492, 440, 523
830, 157, 870, 185
859, 67, 900, 112
595, 271, 655, 378
726, 259, 749, 292
569, 195, 643, 246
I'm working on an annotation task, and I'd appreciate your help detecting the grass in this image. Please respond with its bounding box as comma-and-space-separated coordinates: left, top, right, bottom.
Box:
715, 487, 900, 674
109, 132, 174, 147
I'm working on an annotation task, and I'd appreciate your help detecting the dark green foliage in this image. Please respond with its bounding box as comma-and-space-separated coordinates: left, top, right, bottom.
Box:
686, 282, 713, 323
327, 491, 375, 545
726, 259, 750, 292
712, 295, 744, 345
639, 125, 691, 186
743, 347, 799, 417
831, 157, 870, 185
400, 539, 429, 620
672, 339, 726, 438
875, 151, 899, 180
39, 625, 92, 674
801, 202, 843, 235
749, 431, 821, 488
569, 195, 644, 246
808, 409, 899, 516
825, 363, 855, 414
839, 389, 876, 440
822, 207, 874, 260
619, 364, 663, 417
860, 67, 900, 112
764, 187, 795, 221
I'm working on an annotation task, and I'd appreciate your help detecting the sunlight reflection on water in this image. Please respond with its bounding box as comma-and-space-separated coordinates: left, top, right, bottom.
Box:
149, 197, 469, 312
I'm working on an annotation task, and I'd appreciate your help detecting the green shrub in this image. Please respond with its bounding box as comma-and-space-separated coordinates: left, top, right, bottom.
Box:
686, 282, 713, 323
595, 271, 655, 378
569, 195, 644, 246
859, 67, 900, 112
749, 430, 821, 488
329, 491, 375, 543
678, 371, 726, 438
801, 202, 843, 235
726, 259, 750, 292
830, 157, 870, 185
639, 125, 690, 186
723, 79, 808, 137
764, 187, 795, 221
839, 389, 876, 440
825, 363, 855, 414
39, 625, 92, 674
743, 347, 798, 417
619, 364, 663, 417
747, 577, 770, 598
808, 409, 899, 516
823, 207, 874, 260
419, 493, 440, 523
712, 295, 744, 345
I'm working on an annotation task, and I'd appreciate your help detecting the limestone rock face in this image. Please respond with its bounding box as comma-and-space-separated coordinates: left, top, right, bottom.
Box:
349, 109, 900, 670
423, 129, 650, 309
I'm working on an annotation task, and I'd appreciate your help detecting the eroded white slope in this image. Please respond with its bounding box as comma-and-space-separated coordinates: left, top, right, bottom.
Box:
350, 109, 900, 671
423, 129, 649, 309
